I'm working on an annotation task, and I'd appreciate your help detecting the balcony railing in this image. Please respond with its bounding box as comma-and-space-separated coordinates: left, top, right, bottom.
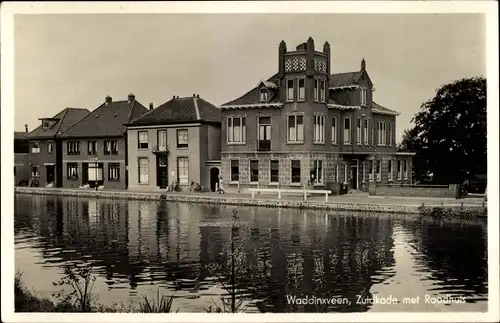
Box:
258, 140, 271, 152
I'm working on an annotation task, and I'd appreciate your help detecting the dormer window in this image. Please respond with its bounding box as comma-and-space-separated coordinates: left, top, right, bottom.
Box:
42, 120, 50, 129
360, 88, 368, 106
259, 88, 268, 102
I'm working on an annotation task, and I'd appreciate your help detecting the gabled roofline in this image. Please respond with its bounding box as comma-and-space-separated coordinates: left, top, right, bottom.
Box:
372, 108, 400, 116
219, 102, 284, 110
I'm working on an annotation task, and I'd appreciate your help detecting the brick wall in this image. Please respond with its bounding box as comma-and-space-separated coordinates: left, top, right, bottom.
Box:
370, 183, 460, 198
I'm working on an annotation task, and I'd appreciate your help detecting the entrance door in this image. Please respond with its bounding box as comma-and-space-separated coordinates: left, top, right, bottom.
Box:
350, 159, 359, 190
156, 155, 168, 189
210, 167, 219, 192
46, 165, 55, 185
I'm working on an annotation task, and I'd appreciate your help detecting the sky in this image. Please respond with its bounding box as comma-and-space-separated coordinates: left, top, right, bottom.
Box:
13, 13, 485, 141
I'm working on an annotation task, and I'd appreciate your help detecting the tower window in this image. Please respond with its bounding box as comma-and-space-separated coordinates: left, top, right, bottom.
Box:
298, 78, 306, 100
286, 79, 294, 101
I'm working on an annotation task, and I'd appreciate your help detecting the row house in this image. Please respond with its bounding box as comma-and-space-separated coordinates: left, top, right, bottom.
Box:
59, 94, 149, 189
125, 94, 221, 191
14, 125, 30, 186
27, 108, 90, 187
219, 37, 413, 193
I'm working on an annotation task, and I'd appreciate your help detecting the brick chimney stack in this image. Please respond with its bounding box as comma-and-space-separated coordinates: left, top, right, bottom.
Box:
105, 95, 112, 105
25, 124, 28, 133
128, 93, 135, 103
149, 102, 154, 110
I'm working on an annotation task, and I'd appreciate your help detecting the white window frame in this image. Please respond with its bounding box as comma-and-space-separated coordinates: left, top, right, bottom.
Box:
297, 78, 306, 101
360, 88, 367, 106
312, 160, 324, 185
47, 142, 53, 153
320, 79, 326, 102
314, 114, 325, 144
270, 160, 279, 184
287, 114, 304, 143
331, 117, 337, 144
31, 165, 40, 178
138, 157, 149, 184
388, 159, 393, 181
157, 130, 167, 151
403, 160, 408, 180
335, 164, 339, 183
230, 159, 240, 183
343, 117, 352, 145
388, 122, 393, 146
258, 116, 272, 141
362, 163, 366, 183
227, 116, 246, 144
313, 79, 319, 101
363, 119, 369, 145
67, 163, 78, 180
177, 157, 189, 185
344, 164, 348, 183
369, 160, 375, 182
138, 131, 149, 150
249, 159, 259, 183
397, 160, 402, 180
31, 141, 40, 154
259, 88, 268, 102
176, 129, 189, 148
108, 163, 120, 181
356, 118, 362, 145
286, 79, 295, 102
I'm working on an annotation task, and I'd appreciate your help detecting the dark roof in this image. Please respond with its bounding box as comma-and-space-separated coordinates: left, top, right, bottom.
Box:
329, 72, 361, 88
60, 99, 148, 138
14, 132, 29, 140
222, 73, 280, 106
27, 108, 90, 139
128, 96, 221, 126
372, 101, 399, 115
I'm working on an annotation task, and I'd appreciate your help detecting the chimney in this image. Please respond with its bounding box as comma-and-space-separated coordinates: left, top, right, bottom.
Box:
128, 93, 135, 103
193, 94, 196, 97
25, 124, 28, 133
196, 94, 200, 98
105, 95, 112, 105
172, 95, 176, 99
361, 58, 366, 71
149, 102, 154, 110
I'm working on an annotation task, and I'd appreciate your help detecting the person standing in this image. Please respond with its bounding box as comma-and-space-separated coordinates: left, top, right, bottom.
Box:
218, 176, 225, 194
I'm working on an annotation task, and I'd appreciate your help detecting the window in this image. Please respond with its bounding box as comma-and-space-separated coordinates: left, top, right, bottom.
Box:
31, 165, 39, 177
334, 164, 339, 183
138, 131, 149, 149
344, 164, 348, 183
108, 163, 120, 181
138, 157, 149, 184
87, 141, 97, 155
397, 160, 402, 179
376, 160, 381, 181
67, 141, 80, 155
288, 114, 304, 143
403, 160, 408, 180
363, 119, 369, 145
270, 160, 279, 183
388, 160, 393, 181
314, 114, 325, 143
312, 160, 323, 184
65, 163, 77, 180
314, 79, 319, 101
111, 140, 118, 154
331, 117, 337, 144
320, 80, 326, 102
88, 163, 103, 182
31, 141, 40, 154
298, 78, 306, 100
377, 121, 387, 145
258, 116, 271, 151
259, 88, 268, 102
250, 160, 259, 183
176, 129, 188, 148
291, 160, 301, 184
343, 118, 351, 144
356, 118, 362, 145
360, 88, 367, 106
104, 141, 111, 155
388, 122, 393, 146
227, 116, 246, 144
286, 79, 294, 101
42, 120, 50, 129
371, 120, 375, 145
177, 157, 189, 184
369, 160, 374, 182
157, 130, 167, 151
230, 160, 239, 182
47, 142, 53, 153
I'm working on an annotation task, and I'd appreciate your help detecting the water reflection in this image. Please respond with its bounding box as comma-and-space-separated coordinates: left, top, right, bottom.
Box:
14, 194, 487, 312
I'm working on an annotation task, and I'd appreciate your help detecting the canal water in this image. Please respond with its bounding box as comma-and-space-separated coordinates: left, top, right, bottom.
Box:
14, 194, 488, 313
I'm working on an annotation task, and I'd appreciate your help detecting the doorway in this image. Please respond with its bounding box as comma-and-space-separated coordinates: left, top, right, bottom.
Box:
210, 167, 219, 192
46, 165, 55, 185
156, 155, 168, 189
350, 159, 359, 190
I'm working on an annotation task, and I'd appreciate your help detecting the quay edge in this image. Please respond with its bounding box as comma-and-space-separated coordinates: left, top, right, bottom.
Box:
14, 187, 485, 215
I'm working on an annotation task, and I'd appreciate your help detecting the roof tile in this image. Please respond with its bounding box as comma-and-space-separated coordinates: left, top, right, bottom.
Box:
27, 108, 90, 139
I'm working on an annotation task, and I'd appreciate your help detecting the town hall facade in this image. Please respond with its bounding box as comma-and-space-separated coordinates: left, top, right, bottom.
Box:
219, 37, 413, 193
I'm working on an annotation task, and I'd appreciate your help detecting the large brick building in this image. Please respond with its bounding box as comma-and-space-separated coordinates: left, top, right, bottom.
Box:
59, 94, 149, 190
219, 37, 413, 193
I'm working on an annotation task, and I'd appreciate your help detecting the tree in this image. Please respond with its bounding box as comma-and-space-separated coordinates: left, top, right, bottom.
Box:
399, 77, 486, 184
